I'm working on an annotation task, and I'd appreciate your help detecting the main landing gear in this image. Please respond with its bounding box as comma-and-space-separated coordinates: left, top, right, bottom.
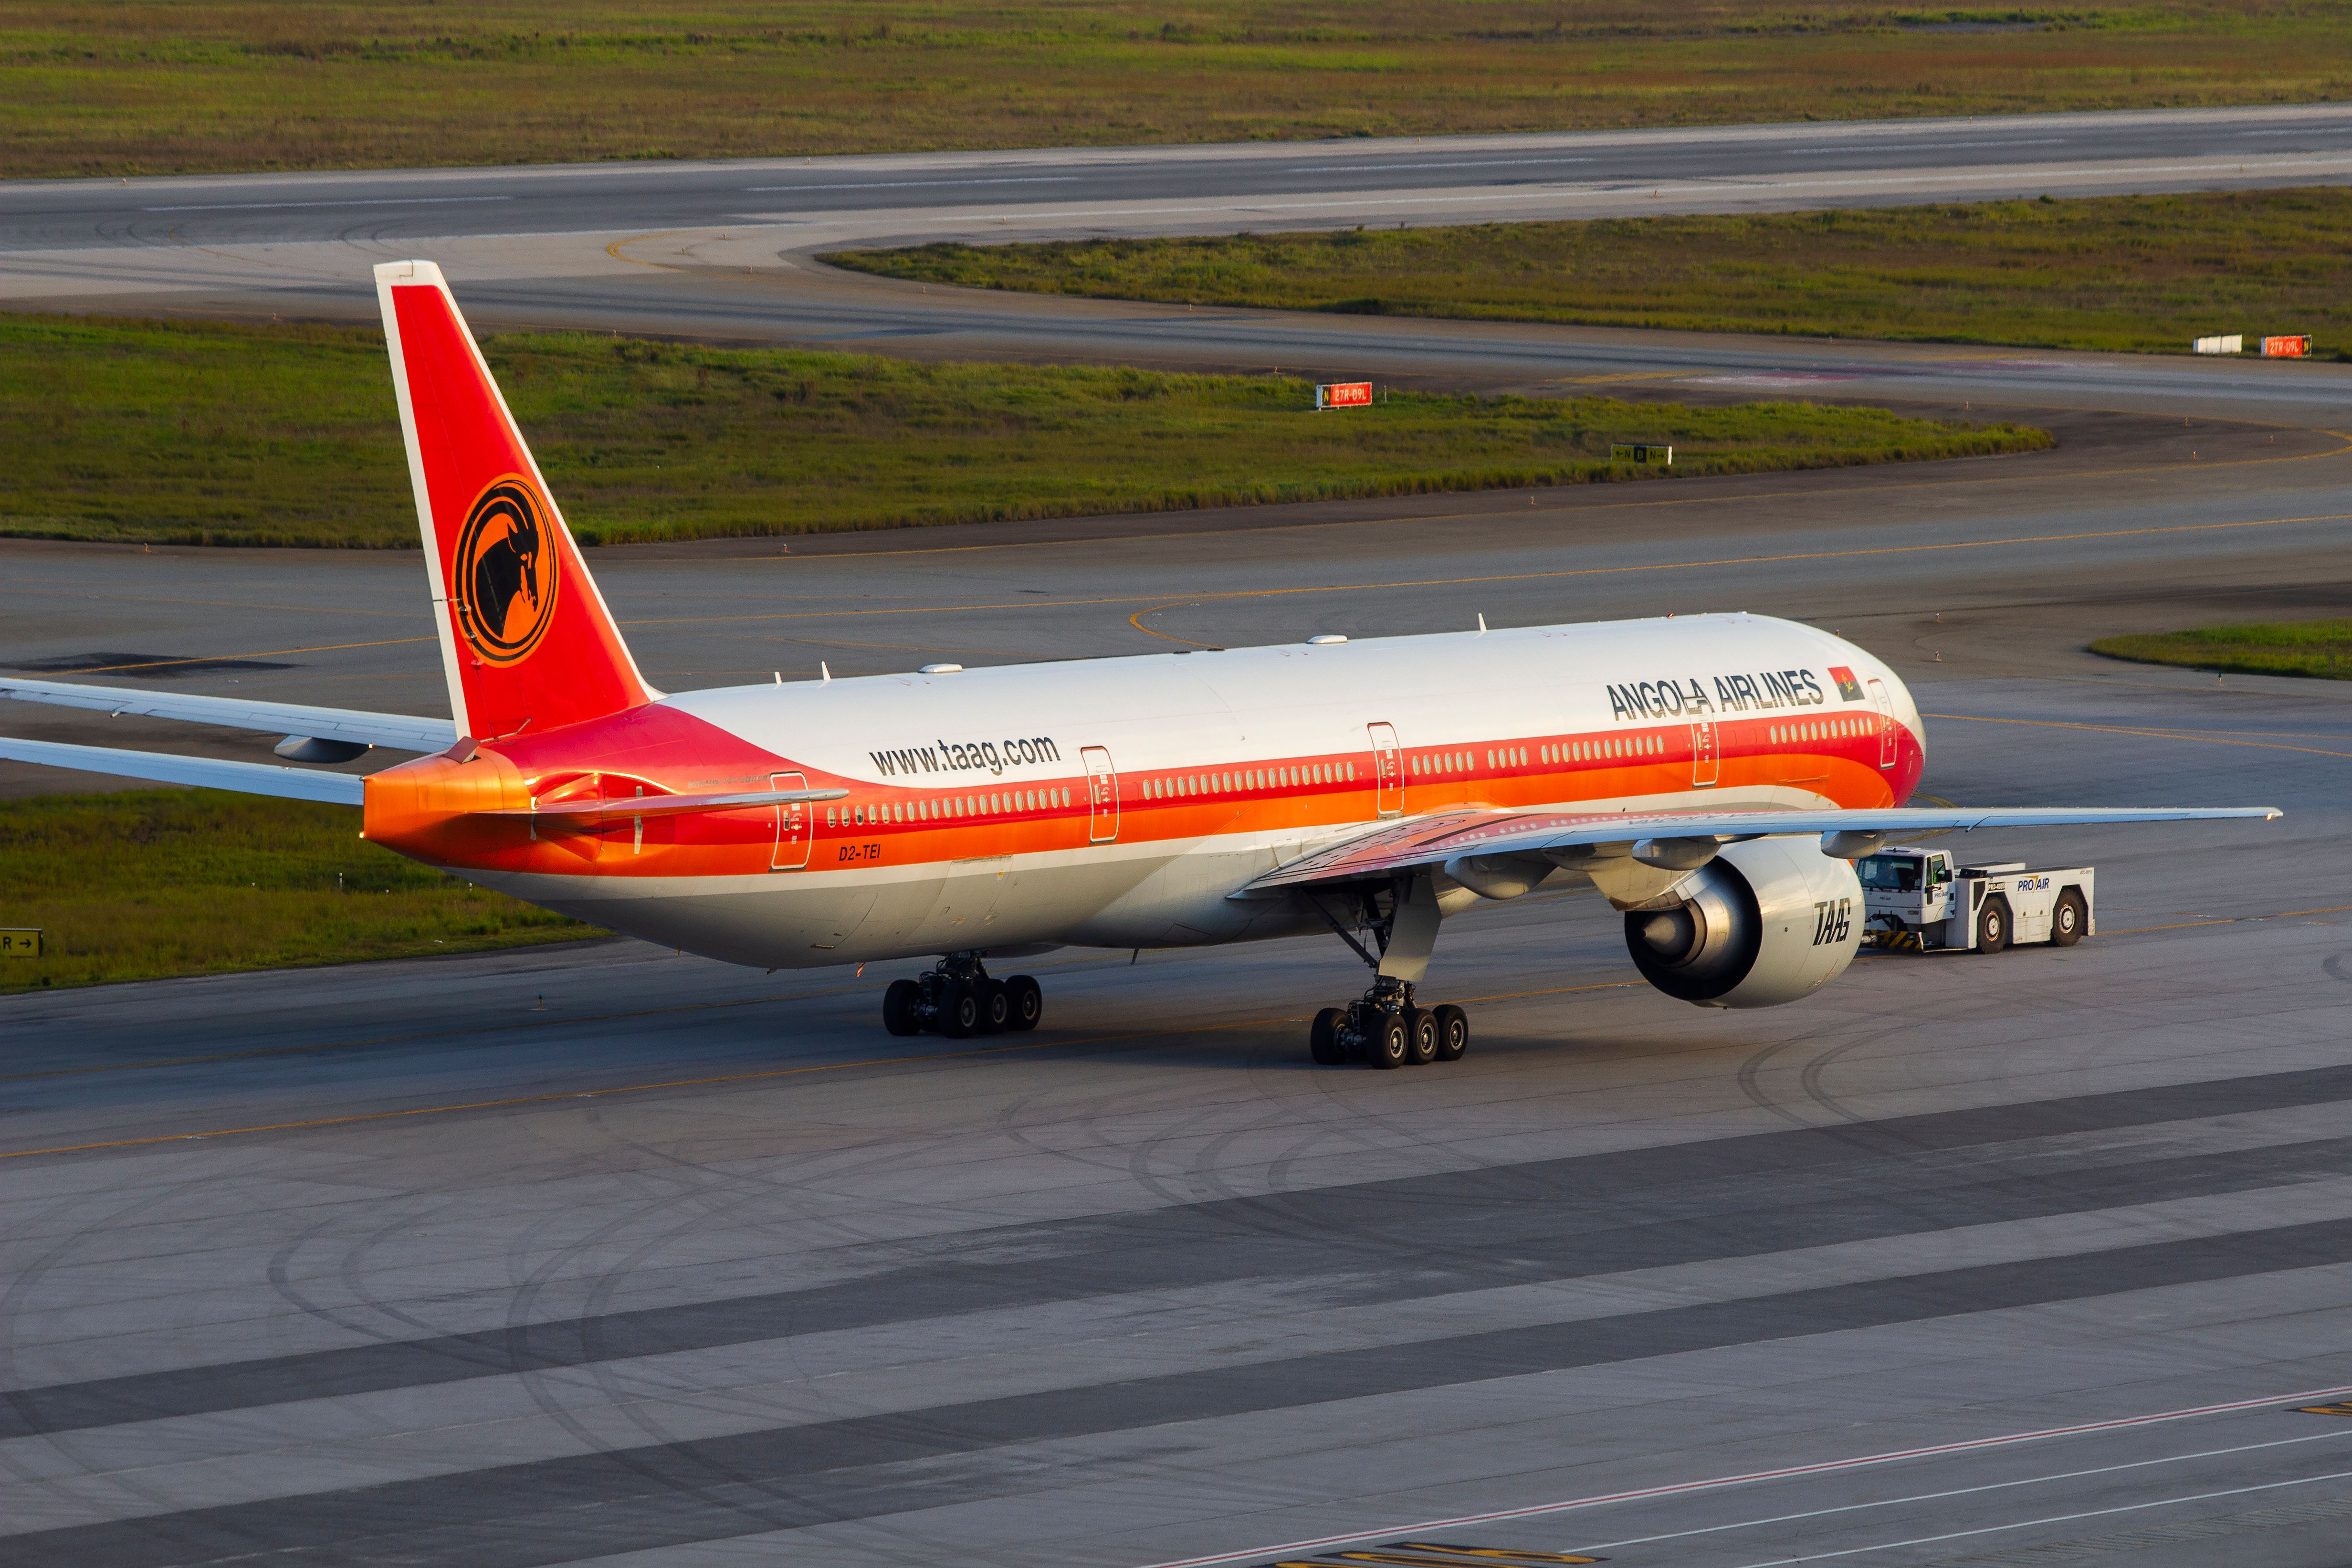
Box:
1303, 870, 1471, 1069
882, 955, 1042, 1039
1310, 981, 1470, 1070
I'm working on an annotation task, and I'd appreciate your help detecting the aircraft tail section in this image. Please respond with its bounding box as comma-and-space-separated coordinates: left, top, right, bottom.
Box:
375, 260, 652, 742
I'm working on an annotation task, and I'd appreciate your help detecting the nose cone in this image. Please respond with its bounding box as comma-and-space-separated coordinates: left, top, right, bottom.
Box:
1638, 907, 1700, 963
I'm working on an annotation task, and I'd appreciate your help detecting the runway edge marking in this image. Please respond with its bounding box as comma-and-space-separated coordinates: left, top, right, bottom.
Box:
1132, 1381, 2352, 1568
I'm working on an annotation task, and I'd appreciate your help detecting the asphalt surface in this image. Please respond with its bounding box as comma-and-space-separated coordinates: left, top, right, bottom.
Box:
6, 108, 2352, 1568
7, 103, 2352, 411
8, 400, 2352, 1566
5, 103, 2350, 253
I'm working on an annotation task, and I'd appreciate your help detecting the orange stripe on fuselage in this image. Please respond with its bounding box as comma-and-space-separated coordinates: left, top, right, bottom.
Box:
363, 707, 1919, 880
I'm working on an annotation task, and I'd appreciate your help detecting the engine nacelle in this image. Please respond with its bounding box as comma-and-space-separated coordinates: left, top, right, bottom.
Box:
1623, 837, 1860, 1009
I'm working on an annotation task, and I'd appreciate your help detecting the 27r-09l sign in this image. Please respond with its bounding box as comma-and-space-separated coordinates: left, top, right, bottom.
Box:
1316, 380, 1372, 409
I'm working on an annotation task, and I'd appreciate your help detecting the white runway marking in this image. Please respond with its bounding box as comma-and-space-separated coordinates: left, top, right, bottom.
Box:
1577, 1428, 2352, 1553
1284, 157, 1596, 173
742, 176, 1082, 192
1134, 1380, 2352, 1568
1785, 137, 2072, 152
1727, 1467, 2352, 1567
142, 196, 514, 212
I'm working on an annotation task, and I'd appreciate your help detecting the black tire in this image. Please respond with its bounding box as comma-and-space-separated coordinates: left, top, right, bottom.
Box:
1431, 1004, 1470, 1062
882, 978, 922, 1036
938, 982, 979, 1039
1309, 1007, 1348, 1065
1365, 1013, 1409, 1070
976, 978, 1011, 1034
1004, 974, 1043, 1031
2050, 889, 2087, 947
1403, 1008, 1438, 1066
1976, 895, 2012, 955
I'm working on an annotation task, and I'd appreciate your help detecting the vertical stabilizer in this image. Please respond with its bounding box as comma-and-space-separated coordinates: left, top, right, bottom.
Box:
375, 260, 652, 741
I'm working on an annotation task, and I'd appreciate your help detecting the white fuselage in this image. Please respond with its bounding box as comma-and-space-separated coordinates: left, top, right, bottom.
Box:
466, 613, 1922, 968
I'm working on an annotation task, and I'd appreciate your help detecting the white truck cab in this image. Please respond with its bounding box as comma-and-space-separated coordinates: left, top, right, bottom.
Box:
1855, 846, 2094, 953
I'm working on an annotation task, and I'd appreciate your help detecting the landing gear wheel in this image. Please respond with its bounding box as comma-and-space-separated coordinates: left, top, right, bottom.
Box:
1004, 974, 1043, 1031
1403, 1008, 1438, 1066
975, 978, 1012, 1034
1364, 1012, 1409, 1070
1309, 1007, 1348, 1066
2050, 889, 2086, 947
1975, 895, 2011, 955
881, 978, 922, 1037
1431, 1004, 1469, 1062
938, 982, 980, 1039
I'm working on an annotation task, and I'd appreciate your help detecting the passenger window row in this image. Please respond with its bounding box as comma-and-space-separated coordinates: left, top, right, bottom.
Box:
1143, 761, 1356, 801
827, 787, 1072, 829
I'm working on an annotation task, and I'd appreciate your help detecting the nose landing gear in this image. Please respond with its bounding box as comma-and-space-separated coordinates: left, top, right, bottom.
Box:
882, 956, 1041, 1039
1302, 871, 1471, 1068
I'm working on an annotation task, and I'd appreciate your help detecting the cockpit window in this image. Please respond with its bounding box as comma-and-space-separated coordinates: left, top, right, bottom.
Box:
1857, 854, 1921, 892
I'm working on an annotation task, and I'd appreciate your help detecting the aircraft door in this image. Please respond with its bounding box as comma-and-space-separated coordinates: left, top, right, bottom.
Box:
1690, 720, 1719, 786
1368, 722, 1402, 817
1082, 747, 1120, 842
1868, 678, 1898, 768
771, 771, 810, 870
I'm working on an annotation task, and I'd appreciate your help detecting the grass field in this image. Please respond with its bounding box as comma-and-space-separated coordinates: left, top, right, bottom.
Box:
0, 314, 2050, 548
830, 187, 2352, 357
2091, 620, 2352, 679
5, 2, 2351, 179
0, 789, 592, 994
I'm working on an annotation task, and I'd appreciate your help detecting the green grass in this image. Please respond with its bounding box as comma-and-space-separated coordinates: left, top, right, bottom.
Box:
5, 2, 2352, 179
829, 187, 2352, 357
2090, 621, 2352, 679
0, 314, 2051, 548
0, 789, 593, 994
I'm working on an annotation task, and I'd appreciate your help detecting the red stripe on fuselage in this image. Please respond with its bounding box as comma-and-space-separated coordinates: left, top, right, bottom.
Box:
367, 703, 1922, 881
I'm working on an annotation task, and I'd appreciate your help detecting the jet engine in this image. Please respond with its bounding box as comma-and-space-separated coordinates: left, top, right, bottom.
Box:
1623, 837, 1860, 1008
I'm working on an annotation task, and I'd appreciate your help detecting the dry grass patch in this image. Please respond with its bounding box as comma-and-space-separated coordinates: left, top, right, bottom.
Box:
0, 790, 592, 994
830, 187, 2352, 356
2091, 621, 2352, 679
5, 2, 2351, 177
0, 314, 2051, 548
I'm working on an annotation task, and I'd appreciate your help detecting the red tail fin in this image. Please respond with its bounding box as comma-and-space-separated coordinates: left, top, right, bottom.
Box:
375, 260, 651, 741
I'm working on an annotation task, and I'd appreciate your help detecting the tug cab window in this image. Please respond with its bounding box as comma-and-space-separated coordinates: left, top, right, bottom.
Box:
1856, 854, 1921, 893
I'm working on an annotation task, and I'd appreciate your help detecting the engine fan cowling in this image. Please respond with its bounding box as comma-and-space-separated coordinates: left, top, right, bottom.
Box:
1623, 838, 1861, 1009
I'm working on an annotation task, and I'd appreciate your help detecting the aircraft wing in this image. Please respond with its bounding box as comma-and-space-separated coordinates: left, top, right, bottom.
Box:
0, 677, 457, 753
1247, 802, 2284, 891
0, 735, 845, 816
0, 736, 366, 805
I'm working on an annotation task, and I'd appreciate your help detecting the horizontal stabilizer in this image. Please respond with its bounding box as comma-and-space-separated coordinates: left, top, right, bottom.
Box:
477, 785, 849, 820
0, 677, 455, 753
1251, 803, 2284, 890
0, 736, 366, 805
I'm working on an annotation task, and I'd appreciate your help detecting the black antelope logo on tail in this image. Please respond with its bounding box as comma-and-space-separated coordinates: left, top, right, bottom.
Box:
452, 476, 560, 665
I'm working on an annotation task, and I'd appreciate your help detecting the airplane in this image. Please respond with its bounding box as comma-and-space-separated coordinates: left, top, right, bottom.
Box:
1, 261, 2281, 1065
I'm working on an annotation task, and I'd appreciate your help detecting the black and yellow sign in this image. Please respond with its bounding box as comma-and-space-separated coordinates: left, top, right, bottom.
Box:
452, 474, 560, 666
0, 928, 40, 959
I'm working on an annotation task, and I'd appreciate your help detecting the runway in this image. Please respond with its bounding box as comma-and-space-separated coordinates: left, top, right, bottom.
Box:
7, 103, 2352, 1568
6, 103, 2352, 421
7, 393, 2352, 1563
5, 666, 2352, 1567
